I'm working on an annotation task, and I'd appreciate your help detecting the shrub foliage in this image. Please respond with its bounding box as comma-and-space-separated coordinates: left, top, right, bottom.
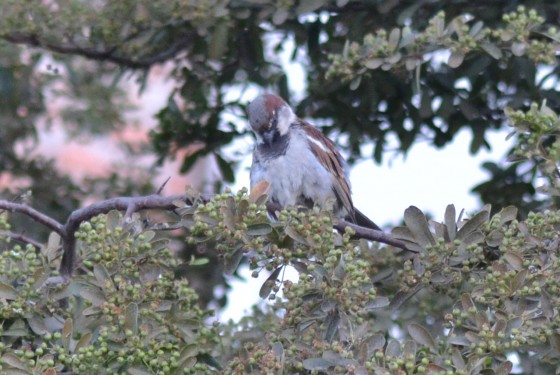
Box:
0, 104, 559, 374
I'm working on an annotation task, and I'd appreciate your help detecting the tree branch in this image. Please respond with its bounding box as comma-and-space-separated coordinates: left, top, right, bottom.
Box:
59, 194, 189, 277
265, 201, 409, 250
1, 231, 44, 249
1, 193, 409, 279
0, 201, 66, 236
334, 220, 408, 250
1, 31, 194, 69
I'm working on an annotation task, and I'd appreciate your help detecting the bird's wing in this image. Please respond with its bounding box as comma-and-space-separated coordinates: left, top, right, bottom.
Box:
299, 120, 354, 217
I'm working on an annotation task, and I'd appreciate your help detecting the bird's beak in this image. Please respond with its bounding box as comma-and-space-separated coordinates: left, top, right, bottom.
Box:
260, 130, 275, 146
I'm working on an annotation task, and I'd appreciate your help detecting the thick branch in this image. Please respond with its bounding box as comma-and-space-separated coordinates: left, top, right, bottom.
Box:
59, 194, 189, 277
0, 201, 65, 236
2, 32, 194, 69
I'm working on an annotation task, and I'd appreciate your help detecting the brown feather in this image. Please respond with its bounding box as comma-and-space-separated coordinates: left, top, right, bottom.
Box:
299, 121, 354, 217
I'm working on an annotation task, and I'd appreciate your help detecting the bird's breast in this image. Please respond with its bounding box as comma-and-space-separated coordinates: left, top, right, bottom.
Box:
252, 135, 338, 210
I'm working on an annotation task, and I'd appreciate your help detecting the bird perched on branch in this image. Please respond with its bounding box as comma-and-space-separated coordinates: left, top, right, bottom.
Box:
247, 93, 380, 231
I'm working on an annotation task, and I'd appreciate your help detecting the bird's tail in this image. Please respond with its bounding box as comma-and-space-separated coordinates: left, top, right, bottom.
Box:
351, 208, 381, 231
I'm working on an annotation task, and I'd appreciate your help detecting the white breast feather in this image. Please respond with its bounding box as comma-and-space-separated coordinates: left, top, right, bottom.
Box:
250, 127, 337, 210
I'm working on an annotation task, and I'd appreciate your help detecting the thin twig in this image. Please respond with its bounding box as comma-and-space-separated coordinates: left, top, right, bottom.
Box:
156, 177, 172, 194
334, 220, 407, 250
1, 231, 44, 249
2, 31, 194, 69
265, 202, 408, 250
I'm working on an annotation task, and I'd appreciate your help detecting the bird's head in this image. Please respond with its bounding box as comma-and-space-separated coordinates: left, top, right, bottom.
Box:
247, 94, 296, 145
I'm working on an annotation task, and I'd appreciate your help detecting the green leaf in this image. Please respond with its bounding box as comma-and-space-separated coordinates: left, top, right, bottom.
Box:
3, 319, 28, 337
541, 290, 553, 319
74, 332, 92, 352
0, 283, 18, 300
189, 257, 210, 266
46, 231, 61, 262
481, 42, 502, 59
272, 8, 289, 25
181, 343, 198, 359
496, 361, 513, 375
461, 293, 476, 312
296, 0, 324, 14
259, 266, 282, 298
303, 358, 332, 370
349, 76, 362, 90
510, 270, 527, 291
93, 264, 112, 289
285, 225, 308, 245
503, 251, 523, 271
388, 28, 401, 51
469, 21, 484, 37
291, 261, 308, 274
180, 149, 206, 173
363, 297, 390, 311
364, 58, 384, 70
447, 50, 465, 68
224, 246, 244, 276
451, 348, 466, 370
389, 285, 423, 310
403, 340, 417, 358
27, 314, 48, 335
128, 367, 153, 375
272, 341, 284, 362
125, 303, 139, 334
142, 230, 155, 242
79, 286, 105, 306
216, 153, 235, 182
386, 339, 401, 357
247, 223, 272, 236
511, 42, 526, 56
62, 318, 73, 350
486, 229, 503, 247
324, 310, 340, 342
1, 353, 27, 370
403, 206, 435, 247
444, 204, 457, 240
408, 323, 437, 352
499, 206, 518, 224
493, 319, 507, 335
106, 210, 121, 231
461, 230, 484, 246
208, 22, 229, 60
456, 210, 489, 240
176, 344, 199, 368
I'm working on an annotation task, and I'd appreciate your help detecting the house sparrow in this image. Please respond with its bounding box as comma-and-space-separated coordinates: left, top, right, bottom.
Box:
247, 94, 380, 231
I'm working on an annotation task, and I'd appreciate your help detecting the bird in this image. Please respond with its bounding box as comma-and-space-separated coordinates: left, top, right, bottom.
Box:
247, 93, 380, 231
